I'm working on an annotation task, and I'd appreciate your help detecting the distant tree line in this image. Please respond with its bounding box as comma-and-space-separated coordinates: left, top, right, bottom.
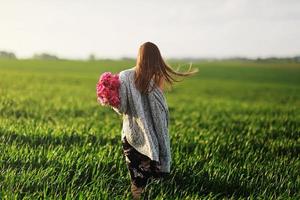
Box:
1, 50, 300, 63
0, 51, 17, 59
0, 51, 61, 60
169, 56, 300, 63
32, 53, 60, 60
255, 56, 300, 63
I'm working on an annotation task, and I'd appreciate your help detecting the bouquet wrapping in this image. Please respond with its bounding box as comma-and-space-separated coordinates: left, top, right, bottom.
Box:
96, 72, 120, 108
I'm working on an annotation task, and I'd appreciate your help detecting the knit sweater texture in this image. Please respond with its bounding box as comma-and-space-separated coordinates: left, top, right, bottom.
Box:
113, 67, 171, 173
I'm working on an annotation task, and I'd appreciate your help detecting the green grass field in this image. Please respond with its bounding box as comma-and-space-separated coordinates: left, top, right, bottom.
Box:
0, 59, 299, 199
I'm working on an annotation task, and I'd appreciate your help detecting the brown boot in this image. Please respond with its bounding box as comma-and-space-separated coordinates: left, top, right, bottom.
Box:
131, 183, 144, 200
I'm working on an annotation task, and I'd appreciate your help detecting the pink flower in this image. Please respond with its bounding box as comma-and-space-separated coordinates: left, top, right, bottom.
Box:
110, 95, 120, 107
96, 72, 121, 108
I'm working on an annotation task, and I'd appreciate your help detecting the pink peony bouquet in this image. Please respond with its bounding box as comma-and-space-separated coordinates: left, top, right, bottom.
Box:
96, 72, 120, 108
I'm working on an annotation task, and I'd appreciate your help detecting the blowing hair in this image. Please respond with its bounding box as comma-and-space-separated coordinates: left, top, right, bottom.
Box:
134, 42, 198, 94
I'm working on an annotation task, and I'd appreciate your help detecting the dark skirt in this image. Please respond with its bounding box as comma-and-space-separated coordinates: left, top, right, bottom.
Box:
122, 136, 169, 188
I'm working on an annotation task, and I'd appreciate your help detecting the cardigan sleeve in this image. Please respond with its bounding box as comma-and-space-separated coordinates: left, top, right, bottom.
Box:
112, 71, 128, 115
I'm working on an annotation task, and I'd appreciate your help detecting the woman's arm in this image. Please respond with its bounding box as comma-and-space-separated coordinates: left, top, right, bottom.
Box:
112, 71, 128, 115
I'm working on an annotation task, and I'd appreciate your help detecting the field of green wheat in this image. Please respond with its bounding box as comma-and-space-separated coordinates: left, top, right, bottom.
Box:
0, 59, 299, 199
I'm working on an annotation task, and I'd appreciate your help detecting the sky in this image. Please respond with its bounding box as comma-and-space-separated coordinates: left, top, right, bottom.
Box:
0, 0, 300, 59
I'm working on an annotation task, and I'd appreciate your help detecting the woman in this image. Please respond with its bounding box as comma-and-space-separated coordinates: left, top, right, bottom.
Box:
113, 42, 197, 199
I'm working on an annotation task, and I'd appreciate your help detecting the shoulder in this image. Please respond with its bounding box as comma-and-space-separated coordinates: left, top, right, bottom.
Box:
119, 67, 136, 80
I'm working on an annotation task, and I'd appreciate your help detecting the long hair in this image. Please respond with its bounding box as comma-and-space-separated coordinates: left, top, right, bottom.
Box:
134, 42, 198, 94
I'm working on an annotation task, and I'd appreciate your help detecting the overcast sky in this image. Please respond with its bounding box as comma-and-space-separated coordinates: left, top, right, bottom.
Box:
1, 0, 300, 59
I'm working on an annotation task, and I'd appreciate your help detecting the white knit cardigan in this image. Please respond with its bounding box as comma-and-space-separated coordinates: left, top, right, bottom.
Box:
113, 67, 171, 173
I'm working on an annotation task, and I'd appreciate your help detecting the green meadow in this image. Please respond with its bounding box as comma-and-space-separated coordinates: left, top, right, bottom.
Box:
0, 59, 299, 199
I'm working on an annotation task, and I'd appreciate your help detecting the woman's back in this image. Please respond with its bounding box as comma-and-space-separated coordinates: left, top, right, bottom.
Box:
115, 67, 171, 173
